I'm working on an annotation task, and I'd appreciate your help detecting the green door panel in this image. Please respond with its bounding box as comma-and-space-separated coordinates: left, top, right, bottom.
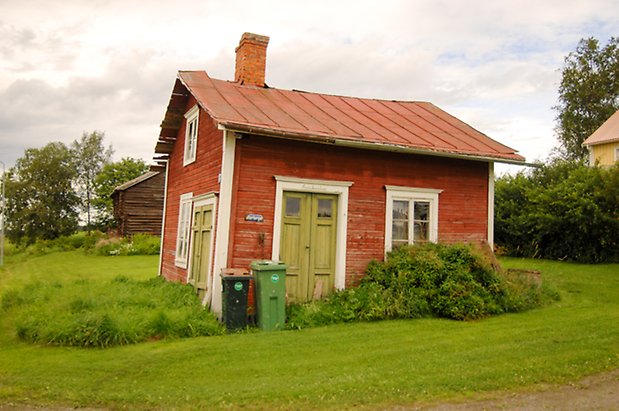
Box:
280, 192, 337, 302
190, 204, 213, 296
280, 193, 310, 302
309, 194, 337, 300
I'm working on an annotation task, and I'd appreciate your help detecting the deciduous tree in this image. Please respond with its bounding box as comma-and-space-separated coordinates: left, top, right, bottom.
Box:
4, 142, 79, 245
554, 37, 619, 161
71, 131, 113, 229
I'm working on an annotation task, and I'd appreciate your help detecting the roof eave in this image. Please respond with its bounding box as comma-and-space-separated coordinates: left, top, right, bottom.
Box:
583, 136, 619, 146
112, 171, 160, 194
218, 122, 528, 166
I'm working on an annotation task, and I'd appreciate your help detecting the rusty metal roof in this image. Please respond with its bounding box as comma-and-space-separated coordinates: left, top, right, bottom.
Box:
156, 71, 525, 163
583, 109, 619, 146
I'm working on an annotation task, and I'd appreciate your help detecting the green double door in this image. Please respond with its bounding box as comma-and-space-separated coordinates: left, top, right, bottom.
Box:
190, 204, 213, 299
280, 192, 337, 302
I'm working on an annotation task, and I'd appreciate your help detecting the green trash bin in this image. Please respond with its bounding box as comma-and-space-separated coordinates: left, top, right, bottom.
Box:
251, 260, 287, 331
221, 269, 252, 331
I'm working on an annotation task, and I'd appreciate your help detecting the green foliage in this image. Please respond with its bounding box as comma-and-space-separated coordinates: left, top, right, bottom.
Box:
3, 276, 224, 347
4, 142, 80, 245
495, 161, 619, 262
92, 157, 149, 229
6, 232, 159, 258
93, 234, 160, 256
20, 231, 105, 256
0, 251, 617, 409
287, 243, 557, 328
71, 131, 114, 229
287, 282, 392, 329
554, 37, 619, 161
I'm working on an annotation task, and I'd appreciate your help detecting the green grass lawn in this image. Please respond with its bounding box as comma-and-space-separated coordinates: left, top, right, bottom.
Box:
0, 252, 618, 410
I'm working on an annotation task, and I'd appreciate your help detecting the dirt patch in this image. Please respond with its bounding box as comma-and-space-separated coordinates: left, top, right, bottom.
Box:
421, 369, 619, 410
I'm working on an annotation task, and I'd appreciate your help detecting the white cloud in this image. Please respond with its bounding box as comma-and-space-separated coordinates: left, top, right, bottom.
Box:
1, 0, 618, 169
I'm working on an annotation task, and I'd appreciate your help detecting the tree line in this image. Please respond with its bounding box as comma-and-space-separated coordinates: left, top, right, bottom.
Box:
3, 131, 149, 245
495, 37, 619, 263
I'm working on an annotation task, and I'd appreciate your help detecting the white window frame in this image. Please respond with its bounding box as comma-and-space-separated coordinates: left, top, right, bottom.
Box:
385, 185, 442, 254
175, 192, 193, 268
183, 105, 199, 166
615, 146, 619, 162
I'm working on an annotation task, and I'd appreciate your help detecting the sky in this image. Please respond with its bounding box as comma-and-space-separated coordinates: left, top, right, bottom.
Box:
1, 0, 618, 175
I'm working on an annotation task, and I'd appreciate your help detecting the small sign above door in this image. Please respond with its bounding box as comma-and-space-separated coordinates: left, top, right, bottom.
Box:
245, 213, 264, 222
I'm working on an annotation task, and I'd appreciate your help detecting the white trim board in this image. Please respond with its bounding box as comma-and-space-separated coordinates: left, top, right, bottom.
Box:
158, 160, 169, 277
210, 130, 237, 315
272, 175, 353, 291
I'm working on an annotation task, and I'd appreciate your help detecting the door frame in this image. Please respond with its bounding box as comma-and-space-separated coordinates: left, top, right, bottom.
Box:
186, 192, 218, 306
272, 176, 353, 291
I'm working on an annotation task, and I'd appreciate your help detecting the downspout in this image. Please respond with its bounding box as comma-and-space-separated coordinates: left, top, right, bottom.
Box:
158, 159, 170, 277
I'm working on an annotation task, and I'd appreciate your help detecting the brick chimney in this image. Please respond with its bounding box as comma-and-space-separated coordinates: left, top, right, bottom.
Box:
235, 32, 270, 87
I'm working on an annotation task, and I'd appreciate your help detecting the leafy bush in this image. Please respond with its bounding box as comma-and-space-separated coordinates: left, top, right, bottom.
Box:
15, 231, 106, 256
495, 160, 619, 263
93, 234, 160, 256
2, 276, 224, 347
1, 240, 20, 257
287, 282, 391, 329
287, 243, 558, 328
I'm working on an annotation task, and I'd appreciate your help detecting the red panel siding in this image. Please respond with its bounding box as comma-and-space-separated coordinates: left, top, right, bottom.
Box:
229, 135, 489, 287
160, 97, 223, 283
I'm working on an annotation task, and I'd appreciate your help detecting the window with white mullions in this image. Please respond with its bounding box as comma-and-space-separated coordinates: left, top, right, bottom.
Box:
391, 200, 409, 248
183, 105, 199, 166
175, 192, 193, 268
385, 186, 442, 253
413, 201, 430, 243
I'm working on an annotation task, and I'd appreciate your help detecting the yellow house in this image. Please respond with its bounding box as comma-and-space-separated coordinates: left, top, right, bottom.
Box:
583, 110, 619, 167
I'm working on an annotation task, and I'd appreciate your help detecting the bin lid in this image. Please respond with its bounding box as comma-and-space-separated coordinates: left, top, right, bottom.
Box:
221, 268, 251, 278
250, 260, 287, 271
221, 268, 250, 275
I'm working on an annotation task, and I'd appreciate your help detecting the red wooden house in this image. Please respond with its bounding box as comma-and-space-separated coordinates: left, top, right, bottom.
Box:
155, 32, 525, 314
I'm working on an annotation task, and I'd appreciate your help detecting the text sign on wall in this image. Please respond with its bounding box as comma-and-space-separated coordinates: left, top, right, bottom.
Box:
245, 213, 264, 222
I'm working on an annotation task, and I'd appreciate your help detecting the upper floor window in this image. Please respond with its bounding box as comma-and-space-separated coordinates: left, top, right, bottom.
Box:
385, 186, 442, 253
183, 105, 199, 166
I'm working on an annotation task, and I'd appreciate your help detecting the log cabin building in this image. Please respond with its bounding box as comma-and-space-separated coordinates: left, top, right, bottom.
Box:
112, 168, 165, 237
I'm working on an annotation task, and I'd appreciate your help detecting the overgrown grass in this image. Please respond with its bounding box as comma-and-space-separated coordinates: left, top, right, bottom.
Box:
287, 243, 559, 329
3, 276, 223, 347
0, 252, 617, 409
